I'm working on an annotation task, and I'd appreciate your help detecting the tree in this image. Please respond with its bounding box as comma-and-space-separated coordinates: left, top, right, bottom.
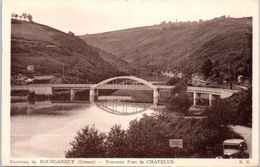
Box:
207, 88, 252, 127
105, 125, 128, 157
166, 80, 192, 115
170, 118, 219, 157
28, 91, 36, 104
229, 53, 237, 81
237, 88, 252, 127
161, 21, 166, 24
11, 12, 16, 19
201, 59, 213, 78
65, 114, 243, 158
126, 115, 173, 158
22, 12, 27, 20
27, 14, 33, 22
206, 99, 236, 126
170, 118, 242, 158
167, 77, 181, 85
65, 126, 106, 158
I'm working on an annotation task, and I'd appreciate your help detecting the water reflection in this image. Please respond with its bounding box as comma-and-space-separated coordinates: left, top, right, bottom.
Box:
11, 101, 87, 116
11, 101, 155, 158
96, 100, 152, 115
11, 101, 152, 116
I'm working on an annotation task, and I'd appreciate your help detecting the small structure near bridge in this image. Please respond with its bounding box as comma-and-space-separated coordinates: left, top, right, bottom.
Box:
33, 75, 55, 84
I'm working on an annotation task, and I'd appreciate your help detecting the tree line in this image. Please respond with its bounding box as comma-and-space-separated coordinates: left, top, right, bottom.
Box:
11, 12, 33, 22
65, 115, 242, 158
65, 78, 250, 158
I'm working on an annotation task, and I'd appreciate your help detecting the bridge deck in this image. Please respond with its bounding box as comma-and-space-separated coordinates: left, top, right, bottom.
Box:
12, 84, 92, 90
11, 84, 238, 94
95, 84, 152, 90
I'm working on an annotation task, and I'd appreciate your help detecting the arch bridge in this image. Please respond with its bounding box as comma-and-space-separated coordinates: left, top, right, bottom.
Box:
11, 76, 239, 107
90, 76, 160, 105
89, 76, 238, 106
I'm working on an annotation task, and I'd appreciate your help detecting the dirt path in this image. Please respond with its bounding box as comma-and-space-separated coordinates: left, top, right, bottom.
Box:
229, 125, 252, 158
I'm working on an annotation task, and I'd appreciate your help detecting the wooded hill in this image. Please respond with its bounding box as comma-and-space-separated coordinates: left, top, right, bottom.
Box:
82, 17, 252, 81
11, 19, 129, 83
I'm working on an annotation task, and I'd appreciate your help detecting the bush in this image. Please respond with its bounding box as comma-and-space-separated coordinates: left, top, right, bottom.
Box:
65, 126, 106, 158
206, 99, 236, 126
28, 91, 35, 104
105, 125, 128, 157
126, 115, 173, 158
166, 81, 192, 115
169, 118, 228, 157
207, 88, 252, 127
237, 88, 252, 127
201, 59, 213, 78
167, 77, 181, 85
126, 115, 242, 158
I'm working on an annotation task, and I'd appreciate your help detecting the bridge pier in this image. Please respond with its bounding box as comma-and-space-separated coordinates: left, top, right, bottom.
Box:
70, 89, 75, 101
193, 92, 197, 106
209, 93, 212, 106
89, 88, 95, 103
153, 89, 159, 106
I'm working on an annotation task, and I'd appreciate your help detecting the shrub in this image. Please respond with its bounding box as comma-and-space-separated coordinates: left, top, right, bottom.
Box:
166, 81, 192, 115
126, 115, 173, 158
65, 126, 106, 158
206, 99, 236, 126
167, 77, 181, 85
170, 118, 223, 157
207, 88, 252, 127
237, 88, 252, 127
28, 91, 35, 104
201, 59, 213, 78
105, 125, 128, 157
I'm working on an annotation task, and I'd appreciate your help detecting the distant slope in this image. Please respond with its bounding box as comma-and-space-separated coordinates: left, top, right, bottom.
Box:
81, 17, 252, 80
92, 47, 134, 74
11, 19, 122, 83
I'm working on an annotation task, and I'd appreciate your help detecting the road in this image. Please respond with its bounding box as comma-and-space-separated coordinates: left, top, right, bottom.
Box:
229, 125, 252, 158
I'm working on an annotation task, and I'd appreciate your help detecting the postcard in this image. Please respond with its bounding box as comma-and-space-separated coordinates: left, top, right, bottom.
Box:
1, 0, 259, 166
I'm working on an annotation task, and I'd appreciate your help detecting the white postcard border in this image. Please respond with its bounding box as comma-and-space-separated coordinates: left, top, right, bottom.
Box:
1, 0, 259, 166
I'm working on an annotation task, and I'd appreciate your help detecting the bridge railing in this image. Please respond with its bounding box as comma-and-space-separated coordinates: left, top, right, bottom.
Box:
95, 84, 152, 90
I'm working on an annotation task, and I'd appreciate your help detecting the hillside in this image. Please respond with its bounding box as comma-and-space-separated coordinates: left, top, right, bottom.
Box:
11, 19, 124, 84
81, 17, 252, 81
92, 47, 134, 74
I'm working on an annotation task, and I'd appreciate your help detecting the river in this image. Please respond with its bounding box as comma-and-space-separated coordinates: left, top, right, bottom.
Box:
11, 101, 156, 158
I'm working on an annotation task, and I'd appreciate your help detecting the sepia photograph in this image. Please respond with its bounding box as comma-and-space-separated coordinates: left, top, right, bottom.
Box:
1, 0, 259, 166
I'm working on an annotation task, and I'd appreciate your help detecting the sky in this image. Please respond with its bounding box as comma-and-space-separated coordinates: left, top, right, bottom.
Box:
7, 0, 257, 35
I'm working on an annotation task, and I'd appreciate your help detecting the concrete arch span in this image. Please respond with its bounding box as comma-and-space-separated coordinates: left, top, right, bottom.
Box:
94, 76, 157, 90
90, 76, 159, 105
